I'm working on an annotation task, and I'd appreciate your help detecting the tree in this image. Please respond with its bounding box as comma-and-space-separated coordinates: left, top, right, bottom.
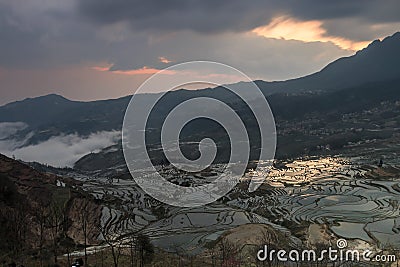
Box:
34, 205, 48, 267
0, 204, 29, 262
105, 233, 123, 267
98, 216, 124, 267
218, 238, 240, 267
127, 232, 136, 267
59, 236, 75, 267
169, 243, 186, 267
136, 234, 154, 267
79, 199, 90, 266
47, 201, 65, 264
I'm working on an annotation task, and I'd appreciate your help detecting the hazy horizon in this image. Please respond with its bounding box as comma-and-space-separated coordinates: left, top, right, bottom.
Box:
1, 0, 399, 105
0, 35, 389, 107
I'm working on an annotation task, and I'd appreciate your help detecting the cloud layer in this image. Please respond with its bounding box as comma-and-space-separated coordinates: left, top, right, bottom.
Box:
0, 0, 399, 105
0, 129, 121, 167
77, 0, 400, 35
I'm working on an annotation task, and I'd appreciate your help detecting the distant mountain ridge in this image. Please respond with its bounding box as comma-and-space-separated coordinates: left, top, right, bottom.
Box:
0, 32, 399, 165
254, 31, 400, 94
0, 94, 130, 145
73, 77, 400, 171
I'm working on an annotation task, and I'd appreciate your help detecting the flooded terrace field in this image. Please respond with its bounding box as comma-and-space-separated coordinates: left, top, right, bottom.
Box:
66, 151, 400, 253
235, 156, 400, 249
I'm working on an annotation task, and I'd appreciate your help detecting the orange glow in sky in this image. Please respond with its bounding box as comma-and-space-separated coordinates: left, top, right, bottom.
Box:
253, 16, 370, 51
159, 56, 172, 64
112, 66, 174, 75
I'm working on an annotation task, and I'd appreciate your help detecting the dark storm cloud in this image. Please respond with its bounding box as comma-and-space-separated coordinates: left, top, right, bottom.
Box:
284, 0, 400, 23
0, 0, 145, 69
0, 0, 398, 105
0, 3, 45, 67
77, 0, 400, 34
0, 0, 398, 70
77, 0, 276, 33
0, 1, 83, 68
322, 17, 400, 42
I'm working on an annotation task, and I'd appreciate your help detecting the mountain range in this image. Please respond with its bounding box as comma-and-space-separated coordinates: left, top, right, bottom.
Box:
0, 32, 399, 168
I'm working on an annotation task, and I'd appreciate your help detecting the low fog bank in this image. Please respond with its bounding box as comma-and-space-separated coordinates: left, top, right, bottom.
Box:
0, 122, 121, 167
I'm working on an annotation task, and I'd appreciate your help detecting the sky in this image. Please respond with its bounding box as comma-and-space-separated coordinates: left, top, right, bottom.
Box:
0, 0, 399, 105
